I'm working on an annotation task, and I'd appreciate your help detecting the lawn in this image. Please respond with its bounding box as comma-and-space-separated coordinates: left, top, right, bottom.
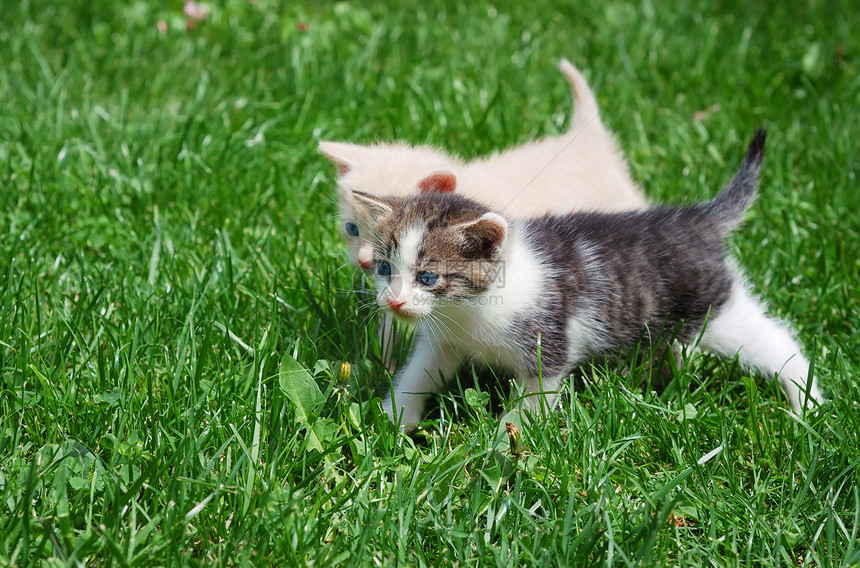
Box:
1, 1, 859, 566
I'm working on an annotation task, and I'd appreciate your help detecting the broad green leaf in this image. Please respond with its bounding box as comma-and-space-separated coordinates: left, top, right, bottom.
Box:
279, 354, 325, 426
69, 476, 90, 491
464, 388, 490, 408
494, 409, 524, 452
307, 418, 338, 452
313, 359, 331, 377
680, 403, 698, 421
347, 402, 362, 429
349, 437, 368, 469
94, 388, 121, 406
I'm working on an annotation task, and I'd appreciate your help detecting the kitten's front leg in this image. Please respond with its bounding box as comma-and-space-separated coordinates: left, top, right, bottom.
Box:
381, 333, 461, 429
701, 283, 825, 412
518, 373, 565, 418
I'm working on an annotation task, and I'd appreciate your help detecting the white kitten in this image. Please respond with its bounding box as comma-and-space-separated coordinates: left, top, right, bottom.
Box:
320, 58, 647, 271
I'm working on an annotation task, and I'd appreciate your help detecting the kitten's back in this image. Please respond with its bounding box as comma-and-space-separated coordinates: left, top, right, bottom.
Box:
459, 60, 645, 216
524, 129, 767, 346
321, 60, 647, 217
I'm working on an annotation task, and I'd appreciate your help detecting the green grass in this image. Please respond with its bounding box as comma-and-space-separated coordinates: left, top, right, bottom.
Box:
2, 0, 859, 565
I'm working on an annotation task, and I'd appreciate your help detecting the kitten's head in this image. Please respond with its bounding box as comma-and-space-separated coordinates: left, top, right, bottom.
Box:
319, 141, 462, 269
351, 191, 508, 322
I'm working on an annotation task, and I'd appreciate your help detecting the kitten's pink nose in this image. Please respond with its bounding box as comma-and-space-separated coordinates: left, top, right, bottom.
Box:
358, 258, 373, 270
387, 298, 406, 311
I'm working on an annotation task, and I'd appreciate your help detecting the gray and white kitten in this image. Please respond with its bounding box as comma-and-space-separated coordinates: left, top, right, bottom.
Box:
354, 130, 825, 427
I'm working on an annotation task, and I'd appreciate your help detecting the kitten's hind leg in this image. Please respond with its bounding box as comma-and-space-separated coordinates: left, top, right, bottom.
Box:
698, 283, 825, 412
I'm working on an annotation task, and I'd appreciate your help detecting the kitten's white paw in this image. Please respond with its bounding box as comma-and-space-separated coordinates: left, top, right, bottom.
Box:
381, 395, 421, 431
799, 384, 826, 412
781, 376, 826, 413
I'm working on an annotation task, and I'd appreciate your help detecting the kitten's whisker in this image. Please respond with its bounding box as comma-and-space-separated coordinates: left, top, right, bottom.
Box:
420, 316, 446, 352
427, 306, 473, 338
424, 317, 459, 345
354, 299, 382, 316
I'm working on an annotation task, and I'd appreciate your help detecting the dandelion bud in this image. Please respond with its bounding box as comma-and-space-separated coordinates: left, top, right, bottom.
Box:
505, 422, 523, 456
336, 361, 352, 387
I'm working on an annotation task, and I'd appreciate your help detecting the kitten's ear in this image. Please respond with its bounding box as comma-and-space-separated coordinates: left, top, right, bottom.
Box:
457, 212, 508, 256
352, 191, 394, 222
319, 141, 356, 177
416, 169, 458, 194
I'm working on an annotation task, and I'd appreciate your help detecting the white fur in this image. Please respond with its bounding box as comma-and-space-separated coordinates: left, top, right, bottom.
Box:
380, 225, 428, 315
321, 60, 646, 216
381, 337, 461, 425
432, 227, 546, 358
699, 279, 825, 412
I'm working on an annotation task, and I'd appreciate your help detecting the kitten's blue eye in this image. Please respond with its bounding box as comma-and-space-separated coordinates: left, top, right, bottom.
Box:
345, 222, 360, 237
418, 271, 439, 286
378, 261, 392, 277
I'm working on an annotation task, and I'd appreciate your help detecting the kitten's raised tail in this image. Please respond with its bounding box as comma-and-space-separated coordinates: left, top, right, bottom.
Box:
706, 128, 767, 234
559, 58, 600, 132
